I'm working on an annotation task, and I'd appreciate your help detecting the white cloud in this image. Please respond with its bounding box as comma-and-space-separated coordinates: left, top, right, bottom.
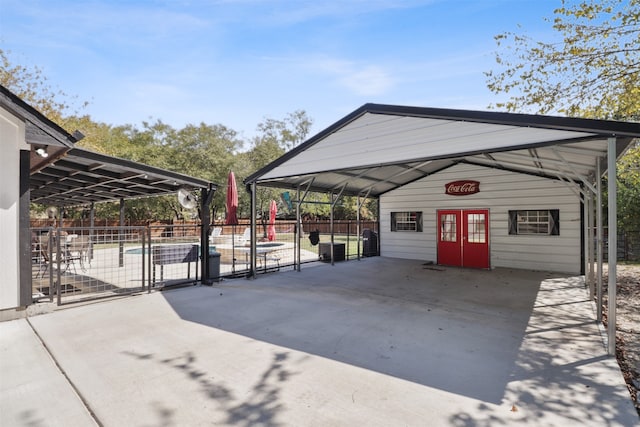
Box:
338, 65, 394, 96
295, 55, 394, 96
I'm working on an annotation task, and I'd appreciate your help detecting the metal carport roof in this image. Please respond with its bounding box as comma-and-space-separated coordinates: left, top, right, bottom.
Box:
30, 147, 215, 207
245, 104, 640, 196
1, 85, 216, 207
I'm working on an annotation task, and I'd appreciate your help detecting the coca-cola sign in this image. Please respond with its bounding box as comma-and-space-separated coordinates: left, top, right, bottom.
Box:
445, 180, 480, 196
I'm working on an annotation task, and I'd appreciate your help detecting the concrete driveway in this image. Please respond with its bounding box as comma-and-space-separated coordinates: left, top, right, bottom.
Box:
2, 257, 638, 426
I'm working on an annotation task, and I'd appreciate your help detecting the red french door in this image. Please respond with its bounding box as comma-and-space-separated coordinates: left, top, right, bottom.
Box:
437, 209, 489, 269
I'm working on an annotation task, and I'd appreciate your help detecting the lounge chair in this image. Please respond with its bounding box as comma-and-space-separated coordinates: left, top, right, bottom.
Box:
236, 227, 251, 245
209, 227, 223, 243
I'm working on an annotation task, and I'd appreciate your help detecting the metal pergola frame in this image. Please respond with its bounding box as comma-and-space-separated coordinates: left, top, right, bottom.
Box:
28, 147, 218, 285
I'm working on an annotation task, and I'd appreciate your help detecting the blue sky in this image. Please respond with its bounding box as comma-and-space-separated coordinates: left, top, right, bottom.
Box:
1, 0, 560, 140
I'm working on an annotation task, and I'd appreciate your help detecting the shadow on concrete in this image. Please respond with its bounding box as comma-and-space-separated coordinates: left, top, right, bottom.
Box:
123, 349, 294, 427
448, 275, 637, 426
161, 258, 549, 404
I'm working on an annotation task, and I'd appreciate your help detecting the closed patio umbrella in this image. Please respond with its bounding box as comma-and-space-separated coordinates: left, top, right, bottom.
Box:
225, 171, 238, 225
267, 199, 277, 241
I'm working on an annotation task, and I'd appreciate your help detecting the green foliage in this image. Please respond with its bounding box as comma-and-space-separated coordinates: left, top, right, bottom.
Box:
0, 48, 88, 124
5, 49, 376, 223
238, 111, 314, 221
615, 143, 640, 230
255, 110, 312, 151
486, 0, 639, 120
487, 0, 640, 231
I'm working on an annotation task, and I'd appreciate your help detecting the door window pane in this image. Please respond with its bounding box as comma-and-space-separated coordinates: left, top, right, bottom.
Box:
466, 213, 486, 243
440, 214, 457, 242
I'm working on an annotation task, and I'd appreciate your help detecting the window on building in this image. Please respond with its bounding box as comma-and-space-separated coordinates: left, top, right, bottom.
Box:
508, 209, 559, 235
391, 211, 423, 232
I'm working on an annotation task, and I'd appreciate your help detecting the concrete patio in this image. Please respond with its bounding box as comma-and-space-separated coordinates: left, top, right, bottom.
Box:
2, 257, 638, 426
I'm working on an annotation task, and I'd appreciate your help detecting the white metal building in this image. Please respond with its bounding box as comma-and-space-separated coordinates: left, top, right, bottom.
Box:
379, 162, 582, 273
245, 103, 640, 354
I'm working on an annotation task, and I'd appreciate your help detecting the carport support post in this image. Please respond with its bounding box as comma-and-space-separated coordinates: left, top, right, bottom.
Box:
583, 192, 590, 292
596, 159, 603, 323
250, 182, 257, 279
119, 198, 125, 268
89, 202, 95, 261
330, 192, 335, 266
607, 137, 617, 356
296, 187, 301, 272
356, 195, 361, 260
200, 185, 214, 284
587, 191, 596, 300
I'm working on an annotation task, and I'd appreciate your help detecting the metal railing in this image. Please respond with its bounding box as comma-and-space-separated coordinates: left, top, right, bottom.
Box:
31, 226, 148, 305
30, 220, 380, 305
602, 230, 640, 262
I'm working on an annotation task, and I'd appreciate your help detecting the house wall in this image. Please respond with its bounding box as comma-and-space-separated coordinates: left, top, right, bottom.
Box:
379, 163, 582, 274
0, 106, 28, 310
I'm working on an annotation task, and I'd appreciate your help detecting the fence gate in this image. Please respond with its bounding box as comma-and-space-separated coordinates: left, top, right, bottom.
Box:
31, 226, 149, 305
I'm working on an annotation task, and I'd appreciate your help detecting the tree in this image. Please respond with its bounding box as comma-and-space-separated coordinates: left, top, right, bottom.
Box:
486, 0, 640, 232
240, 111, 314, 224
485, 0, 639, 120
255, 110, 313, 151
0, 48, 88, 124
614, 143, 640, 231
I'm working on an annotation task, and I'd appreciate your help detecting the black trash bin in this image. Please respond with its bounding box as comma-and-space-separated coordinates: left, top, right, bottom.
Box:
362, 229, 378, 257
208, 251, 221, 281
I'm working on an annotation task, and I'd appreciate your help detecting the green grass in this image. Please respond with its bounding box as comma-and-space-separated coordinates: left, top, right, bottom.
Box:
273, 232, 364, 258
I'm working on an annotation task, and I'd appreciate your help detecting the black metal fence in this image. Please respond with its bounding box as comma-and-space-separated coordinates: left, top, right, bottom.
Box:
603, 230, 640, 262
31, 220, 380, 305
31, 226, 148, 305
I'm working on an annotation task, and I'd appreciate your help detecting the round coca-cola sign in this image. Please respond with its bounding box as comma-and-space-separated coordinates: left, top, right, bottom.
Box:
445, 180, 480, 196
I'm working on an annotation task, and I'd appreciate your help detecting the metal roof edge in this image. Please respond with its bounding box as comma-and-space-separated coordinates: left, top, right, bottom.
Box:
244, 104, 371, 185
243, 103, 640, 186
361, 103, 640, 137
0, 84, 78, 148
68, 147, 217, 189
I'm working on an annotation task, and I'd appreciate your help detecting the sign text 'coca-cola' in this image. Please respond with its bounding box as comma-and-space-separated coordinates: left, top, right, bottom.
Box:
445, 180, 480, 196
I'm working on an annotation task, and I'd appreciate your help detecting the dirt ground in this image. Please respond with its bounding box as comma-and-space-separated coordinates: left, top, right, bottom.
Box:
603, 263, 640, 416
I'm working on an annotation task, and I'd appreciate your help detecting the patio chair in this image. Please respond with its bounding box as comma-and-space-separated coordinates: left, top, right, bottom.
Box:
236, 227, 251, 245
209, 227, 222, 243
40, 231, 81, 275
66, 235, 91, 272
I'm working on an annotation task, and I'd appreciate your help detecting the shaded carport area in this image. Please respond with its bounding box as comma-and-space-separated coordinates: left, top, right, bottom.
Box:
3, 257, 637, 426
27, 146, 217, 303
244, 104, 640, 357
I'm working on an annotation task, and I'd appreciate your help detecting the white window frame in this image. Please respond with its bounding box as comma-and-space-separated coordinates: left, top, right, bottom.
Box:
391, 211, 423, 232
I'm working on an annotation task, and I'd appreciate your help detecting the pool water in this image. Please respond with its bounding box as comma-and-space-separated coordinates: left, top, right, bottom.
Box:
256, 242, 285, 248
125, 245, 217, 255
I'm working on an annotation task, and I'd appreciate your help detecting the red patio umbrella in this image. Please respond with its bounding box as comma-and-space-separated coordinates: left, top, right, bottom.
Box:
267, 199, 277, 241
225, 171, 238, 225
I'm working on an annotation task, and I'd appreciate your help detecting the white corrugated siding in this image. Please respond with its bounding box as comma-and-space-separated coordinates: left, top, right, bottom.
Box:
379, 163, 582, 274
